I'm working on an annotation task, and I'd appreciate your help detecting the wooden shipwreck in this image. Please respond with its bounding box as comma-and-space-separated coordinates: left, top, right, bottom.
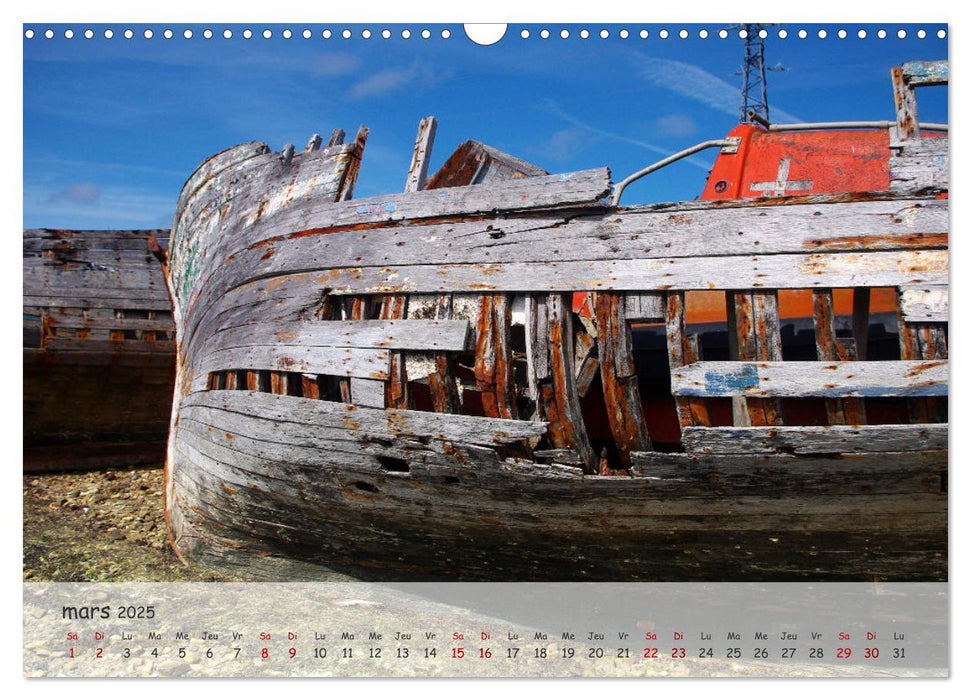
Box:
24, 229, 177, 472
162, 62, 948, 581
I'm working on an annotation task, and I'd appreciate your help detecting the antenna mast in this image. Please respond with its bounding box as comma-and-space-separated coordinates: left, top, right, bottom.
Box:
739, 23, 770, 124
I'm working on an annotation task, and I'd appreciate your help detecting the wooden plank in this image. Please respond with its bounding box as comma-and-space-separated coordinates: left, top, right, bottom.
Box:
630, 449, 945, 496
427, 140, 548, 190
190, 344, 390, 391
404, 116, 437, 193
892, 65, 921, 141
594, 292, 652, 466
338, 126, 369, 203
335, 295, 368, 403
327, 128, 345, 147
209, 319, 470, 352
672, 360, 948, 398
207, 196, 945, 288
426, 295, 462, 413
46, 316, 174, 332
42, 338, 175, 353
681, 423, 948, 455
380, 294, 409, 409
300, 374, 321, 399
813, 289, 866, 425
474, 294, 517, 419
179, 194, 945, 341
170, 141, 360, 313
174, 141, 270, 215
890, 137, 949, 193
305, 133, 322, 152
729, 291, 785, 426
24, 228, 171, 252
546, 293, 595, 471
897, 283, 948, 423
22, 294, 173, 311
307, 250, 948, 296
350, 378, 385, 408
188, 165, 613, 280
181, 389, 548, 446
665, 292, 710, 429
625, 292, 665, 321
572, 329, 598, 397
532, 448, 582, 465
902, 60, 949, 86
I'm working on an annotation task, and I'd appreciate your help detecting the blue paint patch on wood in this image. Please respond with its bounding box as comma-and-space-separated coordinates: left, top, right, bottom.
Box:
703, 364, 759, 395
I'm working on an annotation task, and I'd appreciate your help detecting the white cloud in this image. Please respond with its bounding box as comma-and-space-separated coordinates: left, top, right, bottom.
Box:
347, 61, 447, 101
536, 128, 588, 162
543, 99, 712, 172
26, 184, 175, 230
47, 183, 100, 206
311, 52, 361, 79
654, 114, 698, 138
632, 53, 803, 124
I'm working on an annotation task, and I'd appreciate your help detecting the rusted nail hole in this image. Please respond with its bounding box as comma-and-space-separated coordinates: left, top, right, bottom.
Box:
351, 481, 380, 493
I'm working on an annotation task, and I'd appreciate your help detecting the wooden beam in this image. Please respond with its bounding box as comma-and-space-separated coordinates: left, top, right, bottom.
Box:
547, 293, 595, 471
208, 196, 945, 289
665, 292, 710, 429
892, 65, 921, 141
404, 116, 437, 193
427, 294, 462, 413
901, 60, 949, 86
671, 360, 947, 398
897, 288, 948, 423
191, 344, 390, 392
813, 289, 866, 425
327, 128, 345, 147
594, 292, 652, 466
729, 291, 785, 426
890, 136, 949, 193
474, 294, 517, 419
630, 449, 945, 496
209, 319, 471, 353
380, 294, 410, 409
298, 250, 948, 296
337, 125, 368, 201
182, 389, 548, 446
682, 423, 948, 455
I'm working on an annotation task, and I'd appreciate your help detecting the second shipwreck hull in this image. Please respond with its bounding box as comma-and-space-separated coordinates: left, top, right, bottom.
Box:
162, 105, 947, 580
24, 228, 177, 472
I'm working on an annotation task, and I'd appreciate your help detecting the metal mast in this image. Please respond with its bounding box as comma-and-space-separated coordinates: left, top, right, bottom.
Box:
738, 23, 770, 123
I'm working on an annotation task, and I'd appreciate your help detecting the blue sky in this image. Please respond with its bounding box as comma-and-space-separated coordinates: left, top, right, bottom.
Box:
23, 23, 947, 230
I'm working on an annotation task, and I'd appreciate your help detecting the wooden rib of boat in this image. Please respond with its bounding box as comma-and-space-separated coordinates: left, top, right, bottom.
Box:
162, 62, 947, 581
23, 228, 176, 472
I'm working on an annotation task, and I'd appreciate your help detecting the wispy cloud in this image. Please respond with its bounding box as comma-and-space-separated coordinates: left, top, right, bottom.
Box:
47, 183, 100, 206
25, 183, 175, 230
311, 52, 361, 79
535, 128, 588, 162
631, 52, 803, 124
542, 99, 712, 172
654, 114, 698, 138
347, 60, 448, 101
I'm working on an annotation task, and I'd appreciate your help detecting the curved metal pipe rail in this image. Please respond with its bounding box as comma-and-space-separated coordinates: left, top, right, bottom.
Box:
610, 139, 733, 206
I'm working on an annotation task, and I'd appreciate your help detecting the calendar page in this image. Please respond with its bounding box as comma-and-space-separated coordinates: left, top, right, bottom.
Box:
21, 15, 949, 680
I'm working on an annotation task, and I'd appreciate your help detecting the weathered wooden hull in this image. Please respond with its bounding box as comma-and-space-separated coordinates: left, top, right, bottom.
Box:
165, 76, 947, 580
170, 390, 946, 581
23, 229, 176, 472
